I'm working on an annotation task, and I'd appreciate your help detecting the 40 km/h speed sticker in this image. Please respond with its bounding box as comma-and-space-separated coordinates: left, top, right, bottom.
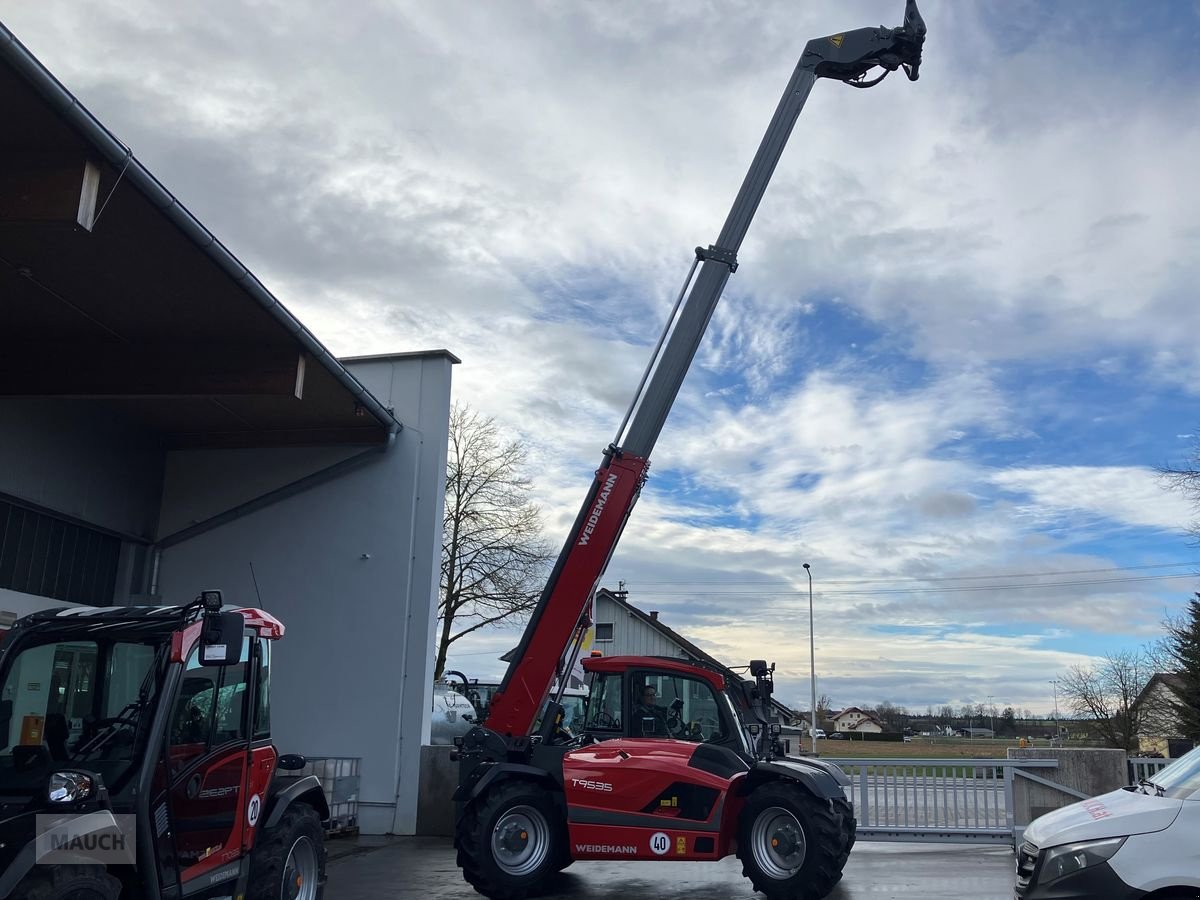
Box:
649, 832, 670, 856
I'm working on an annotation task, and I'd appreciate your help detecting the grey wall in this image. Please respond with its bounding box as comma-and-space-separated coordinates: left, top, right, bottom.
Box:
1008, 747, 1129, 832
0, 353, 452, 834
153, 353, 452, 835
0, 401, 163, 539
345, 354, 451, 835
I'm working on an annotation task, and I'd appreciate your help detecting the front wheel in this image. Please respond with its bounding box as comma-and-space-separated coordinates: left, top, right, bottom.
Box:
247, 803, 327, 900
832, 795, 856, 869
737, 782, 844, 900
8, 866, 120, 900
456, 780, 564, 900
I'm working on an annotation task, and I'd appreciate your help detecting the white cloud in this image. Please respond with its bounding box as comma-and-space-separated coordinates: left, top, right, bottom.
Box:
992, 466, 1193, 532
7, 0, 1198, 711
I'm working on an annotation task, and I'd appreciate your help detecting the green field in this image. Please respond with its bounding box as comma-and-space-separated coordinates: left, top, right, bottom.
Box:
810, 737, 1066, 759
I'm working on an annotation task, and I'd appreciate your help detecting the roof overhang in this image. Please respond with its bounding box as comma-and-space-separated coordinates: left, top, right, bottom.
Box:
0, 24, 400, 449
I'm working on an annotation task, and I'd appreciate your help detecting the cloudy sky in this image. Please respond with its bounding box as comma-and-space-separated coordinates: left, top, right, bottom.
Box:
7, 0, 1200, 716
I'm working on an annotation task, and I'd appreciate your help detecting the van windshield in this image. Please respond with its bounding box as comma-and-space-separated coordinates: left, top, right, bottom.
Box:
0, 637, 162, 794
1144, 747, 1200, 800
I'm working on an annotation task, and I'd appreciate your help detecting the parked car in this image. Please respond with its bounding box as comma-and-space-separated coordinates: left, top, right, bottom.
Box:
811, 728, 827, 740
828, 732, 844, 740
1017, 745, 1200, 897
903, 735, 913, 742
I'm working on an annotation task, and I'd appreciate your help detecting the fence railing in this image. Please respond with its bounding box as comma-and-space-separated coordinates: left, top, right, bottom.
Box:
825, 757, 1060, 844
1129, 757, 1171, 784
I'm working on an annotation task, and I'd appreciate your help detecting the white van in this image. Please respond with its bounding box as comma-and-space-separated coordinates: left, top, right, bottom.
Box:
1016, 747, 1200, 898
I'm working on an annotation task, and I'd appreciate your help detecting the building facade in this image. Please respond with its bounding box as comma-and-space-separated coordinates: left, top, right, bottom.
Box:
0, 29, 454, 834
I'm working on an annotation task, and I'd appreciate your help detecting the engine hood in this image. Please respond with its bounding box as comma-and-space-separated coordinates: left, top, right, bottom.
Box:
1025, 786, 1182, 848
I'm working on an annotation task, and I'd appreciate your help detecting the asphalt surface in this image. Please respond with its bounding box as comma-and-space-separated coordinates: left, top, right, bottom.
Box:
326, 837, 1018, 900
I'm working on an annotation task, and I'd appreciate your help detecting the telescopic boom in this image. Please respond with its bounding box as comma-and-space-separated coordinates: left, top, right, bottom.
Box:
484, 1, 926, 740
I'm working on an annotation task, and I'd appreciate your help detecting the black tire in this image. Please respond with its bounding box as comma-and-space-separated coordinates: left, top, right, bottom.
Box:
737, 782, 843, 900
456, 780, 564, 900
832, 795, 856, 869
8, 865, 120, 900
247, 803, 327, 900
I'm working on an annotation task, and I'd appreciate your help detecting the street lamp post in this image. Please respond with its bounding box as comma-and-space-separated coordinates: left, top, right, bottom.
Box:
988, 695, 995, 739
804, 563, 816, 755
1050, 679, 1061, 745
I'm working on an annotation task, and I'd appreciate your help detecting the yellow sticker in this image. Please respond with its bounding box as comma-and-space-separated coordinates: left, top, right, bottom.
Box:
830, 34, 844, 48
676, 836, 687, 854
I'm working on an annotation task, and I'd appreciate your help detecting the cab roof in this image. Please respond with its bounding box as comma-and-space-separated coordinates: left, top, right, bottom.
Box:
582, 654, 726, 692
10, 605, 284, 640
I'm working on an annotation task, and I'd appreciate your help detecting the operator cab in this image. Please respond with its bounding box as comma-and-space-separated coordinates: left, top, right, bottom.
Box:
580, 656, 752, 757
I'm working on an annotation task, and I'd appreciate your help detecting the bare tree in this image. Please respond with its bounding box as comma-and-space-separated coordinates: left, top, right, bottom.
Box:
1160, 437, 1200, 541
1058, 650, 1154, 751
435, 404, 554, 680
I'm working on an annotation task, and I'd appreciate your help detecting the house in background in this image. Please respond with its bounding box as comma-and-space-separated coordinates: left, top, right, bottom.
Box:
1135, 673, 1196, 757
831, 707, 884, 734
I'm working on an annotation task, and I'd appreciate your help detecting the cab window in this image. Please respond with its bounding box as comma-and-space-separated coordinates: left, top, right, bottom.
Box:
168, 635, 250, 773
584, 673, 622, 732
635, 671, 724, 742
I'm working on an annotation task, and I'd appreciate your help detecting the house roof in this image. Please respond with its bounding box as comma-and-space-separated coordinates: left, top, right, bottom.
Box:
0, 24, 400, 449
1135, 672, 1186, 709
595, 588, 795, 720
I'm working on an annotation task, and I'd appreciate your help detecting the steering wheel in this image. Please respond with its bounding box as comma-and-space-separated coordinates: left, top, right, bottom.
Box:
595, 711, 619, 729
694, 717, 722, 743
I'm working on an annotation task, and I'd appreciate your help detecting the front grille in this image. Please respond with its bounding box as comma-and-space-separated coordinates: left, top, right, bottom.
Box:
1014, 841, 1039, 896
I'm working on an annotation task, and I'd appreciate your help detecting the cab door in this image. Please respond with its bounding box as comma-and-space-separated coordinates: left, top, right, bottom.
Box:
159, 633, 254, 893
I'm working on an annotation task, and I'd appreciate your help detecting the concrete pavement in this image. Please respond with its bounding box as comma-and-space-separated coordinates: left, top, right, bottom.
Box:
326, 837, 1018, 900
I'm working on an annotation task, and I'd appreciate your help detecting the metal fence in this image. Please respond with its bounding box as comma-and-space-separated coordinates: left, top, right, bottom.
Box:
1129, 757, 1171, 784
825, 757, 1061, 844
295, 756, 361, 836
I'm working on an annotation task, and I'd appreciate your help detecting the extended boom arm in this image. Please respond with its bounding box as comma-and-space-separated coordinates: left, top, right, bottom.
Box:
483, 1, 925, 741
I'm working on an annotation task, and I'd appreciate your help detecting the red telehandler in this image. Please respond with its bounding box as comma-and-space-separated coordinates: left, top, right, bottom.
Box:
454, 5, 926, 899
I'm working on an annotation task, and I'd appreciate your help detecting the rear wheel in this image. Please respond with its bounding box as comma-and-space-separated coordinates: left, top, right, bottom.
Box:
9, 866, 120, 900
456, 780, 563, 900
737, 782, 843, 900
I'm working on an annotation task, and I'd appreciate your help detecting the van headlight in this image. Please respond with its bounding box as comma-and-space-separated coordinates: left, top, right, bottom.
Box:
48, 771, 96, 803
1041, 837, 1125, 882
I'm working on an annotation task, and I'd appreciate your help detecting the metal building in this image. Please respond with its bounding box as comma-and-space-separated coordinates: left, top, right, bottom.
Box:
0, 25, 453, 834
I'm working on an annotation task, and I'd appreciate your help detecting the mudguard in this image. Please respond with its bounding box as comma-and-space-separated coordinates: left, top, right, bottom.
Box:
0, 810, 128, 899
453, 762, 559, 803
0, 840, 36, 900
745, 759, 850, 800
263, 775, 331, 829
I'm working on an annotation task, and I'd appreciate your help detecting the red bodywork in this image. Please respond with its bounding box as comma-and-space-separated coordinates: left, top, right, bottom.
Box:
170, 607, 285, 663
158, 608, 285, 889
563, 739, 745, 861
560, 655, 746, 862
485, 454, 649, 738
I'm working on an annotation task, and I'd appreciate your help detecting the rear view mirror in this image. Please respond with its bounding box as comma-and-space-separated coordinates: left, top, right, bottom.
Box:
277, 754, 307, 771
199, 611, 244, 666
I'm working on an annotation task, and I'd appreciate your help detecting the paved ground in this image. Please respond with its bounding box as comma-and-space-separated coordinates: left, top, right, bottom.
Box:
326, 837, 1018, 900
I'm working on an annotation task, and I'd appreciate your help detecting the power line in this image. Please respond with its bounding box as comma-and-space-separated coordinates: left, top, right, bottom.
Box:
630, 572, 1197, 598
624, 560, 1198, 587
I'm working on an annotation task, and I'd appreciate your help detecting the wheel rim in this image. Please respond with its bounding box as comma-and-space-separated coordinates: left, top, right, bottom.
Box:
491, 804, 550, 877
283, 834, 319, 900
750, 805, 807, 879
